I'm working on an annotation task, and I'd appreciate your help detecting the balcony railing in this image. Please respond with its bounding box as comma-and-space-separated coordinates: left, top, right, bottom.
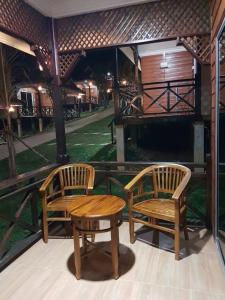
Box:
119, 78, 197, 117
17, 106, 53, 117
0, 159, 210, 270
17, 106, 81, 120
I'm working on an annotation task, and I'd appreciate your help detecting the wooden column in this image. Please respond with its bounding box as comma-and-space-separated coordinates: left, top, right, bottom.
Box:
193, 121, 204, 172
195, 62, 201, 119
116, 124, 125, 163
49, 19, 69, 164
113, 48, 120, 120
132, 45, 142, 93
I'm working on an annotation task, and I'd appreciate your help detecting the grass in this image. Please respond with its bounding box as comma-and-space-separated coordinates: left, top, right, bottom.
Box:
0, 115, 116, 180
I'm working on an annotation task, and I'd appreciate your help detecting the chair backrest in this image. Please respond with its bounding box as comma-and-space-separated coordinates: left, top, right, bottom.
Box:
151, 164, 190, 196
56, 163, 95, 194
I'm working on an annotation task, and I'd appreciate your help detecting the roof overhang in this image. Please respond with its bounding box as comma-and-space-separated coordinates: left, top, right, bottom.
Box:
0, 32, 35, 56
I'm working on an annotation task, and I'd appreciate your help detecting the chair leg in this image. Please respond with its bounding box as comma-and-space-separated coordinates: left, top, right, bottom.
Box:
129, 217, 135, 244
152, 218, 159, 246
183, 219, 189, 241
175, 223, 180, 260
42, 210, 48, 243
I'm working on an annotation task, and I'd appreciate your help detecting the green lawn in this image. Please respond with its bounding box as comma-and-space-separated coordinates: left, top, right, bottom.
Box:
0, 115, 116, 180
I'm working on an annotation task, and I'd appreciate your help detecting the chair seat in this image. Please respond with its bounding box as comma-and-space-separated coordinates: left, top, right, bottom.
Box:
132, 198, 175, 222
47, 195, 86, 211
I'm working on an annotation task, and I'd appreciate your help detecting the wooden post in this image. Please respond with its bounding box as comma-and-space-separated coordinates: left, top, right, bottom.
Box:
167, 82, 170, 112
88, 84, 92, 112
113, 48, 120, 120
49, 19, 69, 164
0, 44, 16, 177
195, 62, 201, 119
16, 118, 22, 138
132, 45, 142, 93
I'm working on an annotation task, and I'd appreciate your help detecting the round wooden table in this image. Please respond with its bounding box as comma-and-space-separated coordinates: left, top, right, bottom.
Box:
68, 195, 126, 280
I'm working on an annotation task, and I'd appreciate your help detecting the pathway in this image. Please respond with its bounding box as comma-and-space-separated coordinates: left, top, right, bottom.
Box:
0, 106, 114, 160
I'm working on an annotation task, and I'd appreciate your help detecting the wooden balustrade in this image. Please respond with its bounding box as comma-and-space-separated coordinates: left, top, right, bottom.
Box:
0, 164, 57, 270
119, 79, 197, 117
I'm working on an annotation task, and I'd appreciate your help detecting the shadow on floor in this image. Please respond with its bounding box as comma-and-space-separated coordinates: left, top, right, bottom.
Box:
136, 226, 211, 259
67, 242, 135, 281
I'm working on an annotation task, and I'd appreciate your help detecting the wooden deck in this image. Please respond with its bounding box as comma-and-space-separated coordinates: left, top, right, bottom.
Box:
0, 222, 225, 300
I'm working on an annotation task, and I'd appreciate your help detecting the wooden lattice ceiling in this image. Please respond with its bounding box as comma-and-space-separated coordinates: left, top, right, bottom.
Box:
56, 0, 210, 52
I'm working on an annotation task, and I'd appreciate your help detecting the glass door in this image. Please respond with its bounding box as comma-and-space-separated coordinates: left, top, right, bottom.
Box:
217, 20, 225, 265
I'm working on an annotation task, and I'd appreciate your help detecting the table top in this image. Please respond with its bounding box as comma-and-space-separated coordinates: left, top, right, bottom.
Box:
67, 194, 126, 219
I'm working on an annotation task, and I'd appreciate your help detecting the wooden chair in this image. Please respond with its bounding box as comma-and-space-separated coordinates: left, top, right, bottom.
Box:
124, 164, 191, 260
39, 163, 95, 243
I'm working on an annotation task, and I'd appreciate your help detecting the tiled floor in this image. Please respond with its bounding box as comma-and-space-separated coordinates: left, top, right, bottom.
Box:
0, 222, 224, 300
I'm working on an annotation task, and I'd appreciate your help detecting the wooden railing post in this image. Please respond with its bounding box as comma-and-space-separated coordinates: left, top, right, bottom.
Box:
29, 178, 39, 232
167, 81, 170, 112
113, 48, 121, 121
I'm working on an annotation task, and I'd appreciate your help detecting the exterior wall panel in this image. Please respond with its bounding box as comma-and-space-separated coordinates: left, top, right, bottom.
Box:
210, 0, 225, 234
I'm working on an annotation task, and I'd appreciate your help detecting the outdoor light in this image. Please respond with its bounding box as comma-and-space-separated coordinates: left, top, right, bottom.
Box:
77, 95, 82, 99
122, 80, 127, 85
107, 89, 112, 93
89, 81, 93, 87
107, 72, 111, 76
38, 85, 43, 91
8, 106, 15, 113
39, 64, 43, 71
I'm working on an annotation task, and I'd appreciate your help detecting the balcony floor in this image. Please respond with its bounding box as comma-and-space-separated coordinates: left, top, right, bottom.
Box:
0, 222, 225, 300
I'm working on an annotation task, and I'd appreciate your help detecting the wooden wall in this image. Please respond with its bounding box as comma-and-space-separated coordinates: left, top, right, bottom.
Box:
141, 51, 193, 82
211, 0, 225, 234
141, 51, 193, 114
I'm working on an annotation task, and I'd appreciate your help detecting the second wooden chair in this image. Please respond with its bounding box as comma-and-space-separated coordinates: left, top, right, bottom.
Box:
124, 163, 191, 260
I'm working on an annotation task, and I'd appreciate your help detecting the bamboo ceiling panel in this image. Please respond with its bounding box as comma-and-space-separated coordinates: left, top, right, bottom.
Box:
56, 0, 210, 52
0, 0, 50, 50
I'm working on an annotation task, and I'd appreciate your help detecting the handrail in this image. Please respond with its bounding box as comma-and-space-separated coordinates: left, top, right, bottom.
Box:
142, 78, 195, 86
82, 160, 206, 169
0, 164, 58, 191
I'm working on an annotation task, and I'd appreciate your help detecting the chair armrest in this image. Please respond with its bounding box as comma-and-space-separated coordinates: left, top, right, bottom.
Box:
39, 168, 59, 194
87, 168, 95, 190
172, 171, 191, 201
124, 165, 154, 192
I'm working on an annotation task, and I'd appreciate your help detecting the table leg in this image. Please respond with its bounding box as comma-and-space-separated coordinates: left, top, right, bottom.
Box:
73, 220, 81, 279
110, 216, 119, 279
